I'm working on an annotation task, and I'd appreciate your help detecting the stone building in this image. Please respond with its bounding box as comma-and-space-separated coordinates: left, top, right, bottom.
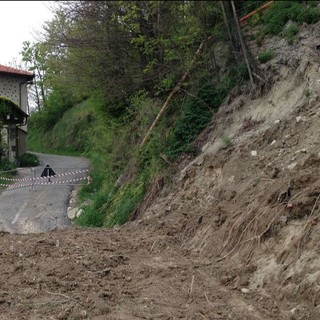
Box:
0, 64, 34, 161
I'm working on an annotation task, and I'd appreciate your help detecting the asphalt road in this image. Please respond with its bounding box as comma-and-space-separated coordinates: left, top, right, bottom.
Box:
0, 152, 90, 234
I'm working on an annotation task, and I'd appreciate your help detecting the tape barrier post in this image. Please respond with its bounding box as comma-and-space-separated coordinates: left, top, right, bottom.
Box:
31, 168, 35, 192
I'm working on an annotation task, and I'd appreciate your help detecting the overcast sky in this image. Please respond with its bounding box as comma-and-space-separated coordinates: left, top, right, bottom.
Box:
0, 1, 55, 67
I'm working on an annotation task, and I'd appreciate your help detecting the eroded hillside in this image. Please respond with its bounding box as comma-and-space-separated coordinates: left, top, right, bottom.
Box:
1, 22, 320, 320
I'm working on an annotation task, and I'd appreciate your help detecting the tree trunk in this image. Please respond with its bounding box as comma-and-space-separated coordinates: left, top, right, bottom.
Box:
231, 1, 254, 88
220, 1, 241, 59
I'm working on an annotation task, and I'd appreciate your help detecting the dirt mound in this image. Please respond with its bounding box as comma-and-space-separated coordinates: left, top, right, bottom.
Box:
2, 22, 320, 320
1, 226, 286, 320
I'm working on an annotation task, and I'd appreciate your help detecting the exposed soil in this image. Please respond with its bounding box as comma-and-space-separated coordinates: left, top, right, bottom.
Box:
2, 22, 320, 320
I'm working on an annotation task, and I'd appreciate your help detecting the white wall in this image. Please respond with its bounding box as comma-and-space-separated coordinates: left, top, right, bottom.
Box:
0, 74, 29, 113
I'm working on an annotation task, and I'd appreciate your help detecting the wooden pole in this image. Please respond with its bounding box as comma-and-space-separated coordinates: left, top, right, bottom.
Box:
239, 1, 274, 23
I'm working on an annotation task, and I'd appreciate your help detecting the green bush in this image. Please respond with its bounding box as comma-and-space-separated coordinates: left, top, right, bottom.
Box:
17, 153, 39, 167
258, 49, 275, 63
0, 159, 16, 172
28, 89, 78, 133
0, 160, 16, 191
261, 1, 320, 36
221, 135, 231, 148
284, 23, 299, 44
165, 83, 227, 160
255, 31, 265, 47
297, 6, 320, 24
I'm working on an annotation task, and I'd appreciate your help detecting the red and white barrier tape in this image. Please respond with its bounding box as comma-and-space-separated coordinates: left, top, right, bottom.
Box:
1, 176, 89, 190
34, 176, 88, 186
0, 168, 89, 182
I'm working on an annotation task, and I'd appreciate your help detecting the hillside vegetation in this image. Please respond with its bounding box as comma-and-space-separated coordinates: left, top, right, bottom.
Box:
25, 1, 320, 228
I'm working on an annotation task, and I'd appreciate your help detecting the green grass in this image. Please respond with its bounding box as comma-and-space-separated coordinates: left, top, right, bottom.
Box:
284, 23, 299, 45
0, 160, 16, 172
76, 206, 105, 227
262, 1, 320, 35
247, 1, 320, 49
258, 49, 275, 64
103, 176, 147, 227
221, 135, 231, 148
305, 88, 312, 98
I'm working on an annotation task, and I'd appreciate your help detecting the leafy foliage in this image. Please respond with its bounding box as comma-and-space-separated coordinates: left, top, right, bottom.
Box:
258, 49, 275, 64
0, 160, 16, 172
17, 153, 39, 167
28, 89, 77, 133
260, 1, 320, 35
165, 84, 226, 159
284, 23, 299, 44
21, 41, 50, 110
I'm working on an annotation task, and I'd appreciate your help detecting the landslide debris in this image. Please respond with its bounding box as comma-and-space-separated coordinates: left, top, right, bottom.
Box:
2, 21, 320, 320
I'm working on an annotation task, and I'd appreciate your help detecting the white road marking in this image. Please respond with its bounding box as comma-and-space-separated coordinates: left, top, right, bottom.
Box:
11, 200, 29, 224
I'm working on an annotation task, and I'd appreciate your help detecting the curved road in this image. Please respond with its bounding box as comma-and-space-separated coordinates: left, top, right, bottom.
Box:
0, 152, 90, 234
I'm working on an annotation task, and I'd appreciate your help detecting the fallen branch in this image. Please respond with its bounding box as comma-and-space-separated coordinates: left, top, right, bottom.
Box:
45, 291, 71, 300
189, 275, 195, 295
204, 291, 214, 307
150, 239, 157, 252
140, 36, 212, 147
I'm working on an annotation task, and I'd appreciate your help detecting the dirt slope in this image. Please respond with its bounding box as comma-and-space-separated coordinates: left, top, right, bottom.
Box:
1, 22, 320, 320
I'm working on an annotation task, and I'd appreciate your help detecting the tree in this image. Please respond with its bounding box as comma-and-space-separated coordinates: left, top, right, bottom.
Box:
20, 41, 49, 110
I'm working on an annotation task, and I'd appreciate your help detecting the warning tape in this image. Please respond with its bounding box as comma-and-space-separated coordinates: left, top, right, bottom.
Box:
0, 183, 11, 187
35, 169, 89, 181
6, 182, 33, 190
0, 168, 89, 182
2, 176, 89, 190
0, 176, 31, 182
33, 176, 88, 186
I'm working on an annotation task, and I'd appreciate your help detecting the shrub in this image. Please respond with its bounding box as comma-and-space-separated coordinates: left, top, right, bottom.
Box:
255, 31, 265, 47
165, 83, 227, 160
221, 135, 231, 148
0, 159, 16, 172
28, 89, 78, 133
305, 88, 312, 98
258, 49, 275, 64
17, 153, 39, 167
261, 1, 320, 36
284, 23, 299, 44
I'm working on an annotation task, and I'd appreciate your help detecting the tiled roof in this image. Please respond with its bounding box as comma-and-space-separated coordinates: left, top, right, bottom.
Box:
0, 64, 34, 79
